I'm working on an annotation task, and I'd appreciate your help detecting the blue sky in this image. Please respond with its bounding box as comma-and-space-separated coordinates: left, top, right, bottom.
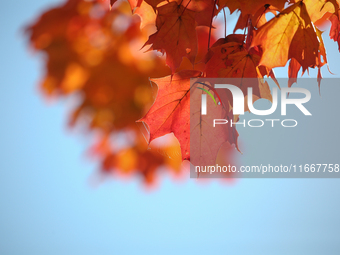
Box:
1, 0, 340, 254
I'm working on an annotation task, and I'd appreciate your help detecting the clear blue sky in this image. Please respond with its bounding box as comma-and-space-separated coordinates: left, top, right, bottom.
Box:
1, 1, 340, 254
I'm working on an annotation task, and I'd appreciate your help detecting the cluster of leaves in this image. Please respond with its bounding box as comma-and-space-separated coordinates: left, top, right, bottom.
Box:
26, 0, 340, 183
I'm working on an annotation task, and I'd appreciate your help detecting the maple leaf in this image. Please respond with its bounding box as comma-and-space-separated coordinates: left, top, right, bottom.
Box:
143, 1, 198, 73
138, 70, 238, 167
205, 35, 273, 102
251, 1, 319, 71
287, 10, 329, 89
204, 34, 246, 77
137, 70, 202, 161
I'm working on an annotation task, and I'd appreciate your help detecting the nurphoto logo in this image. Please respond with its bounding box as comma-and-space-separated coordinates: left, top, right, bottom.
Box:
200, 83, 312, 128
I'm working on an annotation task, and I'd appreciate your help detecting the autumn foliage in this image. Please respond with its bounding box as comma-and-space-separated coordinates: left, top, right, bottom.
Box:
26, 0, 340, 184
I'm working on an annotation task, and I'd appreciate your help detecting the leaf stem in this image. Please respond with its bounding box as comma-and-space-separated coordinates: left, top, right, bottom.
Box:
223, 8, 227, 38
208, 0, 218, 50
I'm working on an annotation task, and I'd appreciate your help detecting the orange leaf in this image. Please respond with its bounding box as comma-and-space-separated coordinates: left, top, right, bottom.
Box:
138, 70, 202, 161
251, 1, 319, 70
143, 1, 198, 73
204, 34, 246, 77
205, 36, 273, 101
